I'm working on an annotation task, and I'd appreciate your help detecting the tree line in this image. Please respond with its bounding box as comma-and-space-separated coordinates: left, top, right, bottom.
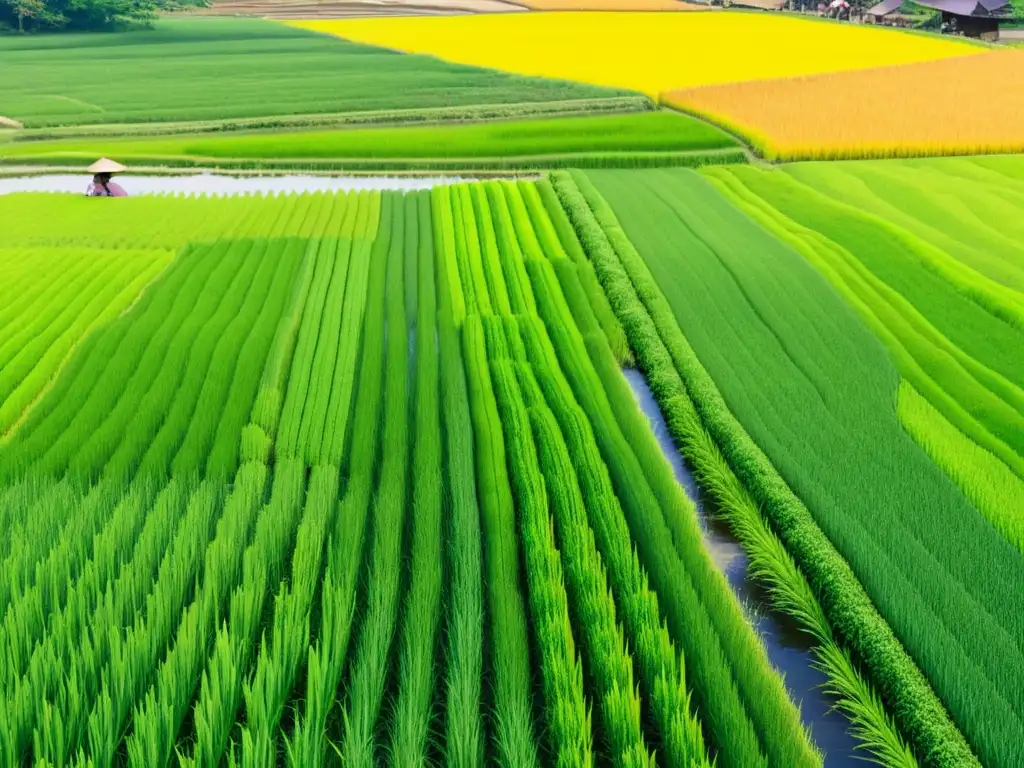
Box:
1, 0, 205, 33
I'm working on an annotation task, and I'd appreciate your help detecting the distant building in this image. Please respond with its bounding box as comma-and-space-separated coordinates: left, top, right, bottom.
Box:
868, 0, 1014, 38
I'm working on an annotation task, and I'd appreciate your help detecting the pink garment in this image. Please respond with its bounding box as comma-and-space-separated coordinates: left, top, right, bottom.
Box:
87, 181, 128, 197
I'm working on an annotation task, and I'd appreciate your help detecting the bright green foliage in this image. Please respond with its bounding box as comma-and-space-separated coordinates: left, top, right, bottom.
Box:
554, 167, 996, 768
897, 380, 1024, 556
389, 191, 444, 768
531, 179, 632, 366
0, 184, 827, 768
0, 18, 626, 129
340, 195, 412, 766
453, 250, 538, 767
488, 354, 593, 768
1, 111, 740, 169
435, 218, 485, 768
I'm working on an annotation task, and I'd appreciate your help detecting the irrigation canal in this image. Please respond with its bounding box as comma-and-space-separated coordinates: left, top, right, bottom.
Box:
624, 368, 862, 767
0, 173, 469, 196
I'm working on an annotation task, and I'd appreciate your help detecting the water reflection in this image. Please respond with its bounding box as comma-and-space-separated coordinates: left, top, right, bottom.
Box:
0, 173, 467, 197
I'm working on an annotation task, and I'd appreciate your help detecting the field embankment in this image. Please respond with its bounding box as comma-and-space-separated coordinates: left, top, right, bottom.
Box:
665, 49, 1024, 160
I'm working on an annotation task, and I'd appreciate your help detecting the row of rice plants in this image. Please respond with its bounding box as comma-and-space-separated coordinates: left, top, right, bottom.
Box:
441, 184, 539, 767
388, 191, 444, 767
548, 168, 989, 767
506, 178, 818, 768
431, 178, 817, 766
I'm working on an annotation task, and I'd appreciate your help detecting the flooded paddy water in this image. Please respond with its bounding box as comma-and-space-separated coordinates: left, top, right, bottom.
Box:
623, 368, 862, 767
0, 173, 468, 196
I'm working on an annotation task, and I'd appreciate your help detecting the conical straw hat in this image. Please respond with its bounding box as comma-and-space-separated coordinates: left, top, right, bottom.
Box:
88, 157, 127, 174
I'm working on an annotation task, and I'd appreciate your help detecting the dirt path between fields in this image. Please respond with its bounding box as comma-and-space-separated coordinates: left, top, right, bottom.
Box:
0, 117, 23, 130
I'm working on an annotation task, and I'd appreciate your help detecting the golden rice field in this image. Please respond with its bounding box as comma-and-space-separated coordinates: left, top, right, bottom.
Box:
664, 49, 1024, 160
294, 12, 982, 98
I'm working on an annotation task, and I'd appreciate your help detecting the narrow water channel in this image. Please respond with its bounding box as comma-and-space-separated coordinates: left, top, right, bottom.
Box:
623, 368, 862, 767
0, 173, 467, 196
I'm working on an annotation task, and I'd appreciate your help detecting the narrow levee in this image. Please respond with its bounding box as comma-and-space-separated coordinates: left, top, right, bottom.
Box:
623, 367, 862, 767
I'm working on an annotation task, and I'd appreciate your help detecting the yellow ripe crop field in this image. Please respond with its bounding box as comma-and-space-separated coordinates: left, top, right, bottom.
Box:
664, 49, 1024, 160
293, 12, 981, 98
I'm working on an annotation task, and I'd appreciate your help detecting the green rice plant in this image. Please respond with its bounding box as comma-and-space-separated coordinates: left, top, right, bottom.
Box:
433, 186, 467, 326
285, 195, 391, 768
0, 240, 222, 481
484, 182, 537, 316
897, 381, 1024, 556
514, 210, 815, 768
389, 191, 444, 768
183, 459, 306, 768
157, 237, 299, 481
249, 238, 321, 441
508, 319, 710, 768
550, 169, 982, 768
62, 239, 257, 484
709, 166, 1024, 477
0, 477, 89, 616
15, 482, 176, 765
203, 239, 307, 479
294, 203, 359, 463
468, 185, 513, 317
487, 357, 593, 768
56, 480, 214, 768
0, 249, 170, 435
319, 196, 383, 468
84, 466, 263, 766
0, 481, 164, 765
4, 111, 737, 163
107, 242, 273, 486
434, 200, 485, 767
339, 194, 412, 767
530, 179, 632, 367
236, 466, 338, 767
459, 313, 538, 768
514, 366, 653, 766
455, 185, 493, 317
274, 204, 350, 460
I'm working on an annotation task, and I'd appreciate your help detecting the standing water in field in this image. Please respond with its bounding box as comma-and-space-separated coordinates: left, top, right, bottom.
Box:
623, 368, 862, 768
0, 174, 469, 196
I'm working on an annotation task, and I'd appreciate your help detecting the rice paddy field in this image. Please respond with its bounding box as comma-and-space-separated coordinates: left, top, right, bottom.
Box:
664, 50, 1024, 160
295, 11, 983, 97
3, 5, 1023, 768
0, 111, 745, 171
0, 18, 630, 129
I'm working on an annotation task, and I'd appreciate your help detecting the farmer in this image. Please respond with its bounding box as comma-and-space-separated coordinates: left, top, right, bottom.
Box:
86, 158, 128, 197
